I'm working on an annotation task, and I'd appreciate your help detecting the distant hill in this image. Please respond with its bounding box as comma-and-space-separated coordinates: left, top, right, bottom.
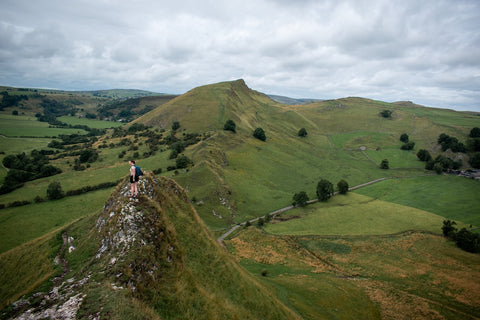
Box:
268, 94, 322, 105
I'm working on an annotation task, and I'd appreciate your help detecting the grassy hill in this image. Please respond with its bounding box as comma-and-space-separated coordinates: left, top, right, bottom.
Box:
1, 79, 480, 318
2, 174, 299, 319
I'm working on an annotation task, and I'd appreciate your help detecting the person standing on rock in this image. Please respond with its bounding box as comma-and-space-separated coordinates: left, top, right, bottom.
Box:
129, 160, 139, 198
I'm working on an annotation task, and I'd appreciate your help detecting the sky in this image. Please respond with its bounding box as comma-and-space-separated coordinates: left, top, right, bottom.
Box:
1, 0, 479, 112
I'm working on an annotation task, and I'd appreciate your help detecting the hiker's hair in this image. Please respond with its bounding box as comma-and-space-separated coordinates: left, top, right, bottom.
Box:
130, 160, 136, 164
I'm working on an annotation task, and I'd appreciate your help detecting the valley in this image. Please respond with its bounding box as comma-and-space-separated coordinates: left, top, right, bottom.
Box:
1, 80, 479, 319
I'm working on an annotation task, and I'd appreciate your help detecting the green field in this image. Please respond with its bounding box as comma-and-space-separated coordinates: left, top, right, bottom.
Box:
57, 116, 124, 128
353, 175, 480, 226
0, 115, 87, 137
364, 148, 424, 168
264, 192, 450, 236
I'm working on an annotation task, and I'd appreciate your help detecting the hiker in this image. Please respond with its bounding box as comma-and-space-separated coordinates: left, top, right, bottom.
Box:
129, 160, 139, 198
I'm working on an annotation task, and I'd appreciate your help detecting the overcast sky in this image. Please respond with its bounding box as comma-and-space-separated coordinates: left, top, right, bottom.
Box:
1, 0, 479, 111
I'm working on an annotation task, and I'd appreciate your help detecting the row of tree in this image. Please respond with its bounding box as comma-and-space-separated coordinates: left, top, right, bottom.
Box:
442, 220, 479, 253
292, 179, 349, 207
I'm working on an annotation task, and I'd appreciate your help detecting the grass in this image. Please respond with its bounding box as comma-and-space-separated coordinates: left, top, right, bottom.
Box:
264, 193, 449, 236
353, 175, 480, 226
226, 227, 480, 319
364, 148, 424, 168
329, 131, 397, 149
0, 188, 112, 254
57, 116, 124, 128
0, 114, 87, 137
0, 228, 62, 310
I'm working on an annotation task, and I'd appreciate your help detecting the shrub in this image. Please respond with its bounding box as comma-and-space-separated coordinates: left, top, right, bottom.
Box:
337, 179, 349, 194
469, 127, 480, 138
47, 181, 65, 200
176, 155, 192, 169
401, 141, 415, 150
417, 149, 432, 162
172, 121, 180, 131
380, 159, 389, 169
400, 133, 409, 142
469, 153, 480, 169
379, 110, 392, 118
253, 128, 266, 141
298, 128, 308, 137
223, 120, 236, 133
316, 179, 334, 202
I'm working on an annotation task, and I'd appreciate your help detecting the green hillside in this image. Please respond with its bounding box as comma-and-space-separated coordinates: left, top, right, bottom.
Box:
2, 174, 299, 319
1, 79, 479, 319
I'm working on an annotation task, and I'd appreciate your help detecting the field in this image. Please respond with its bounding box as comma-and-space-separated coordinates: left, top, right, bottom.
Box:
56, 115, 124, 128
264, 192, 452, 236
0, 115, 87, 137
226, 227, 480, 319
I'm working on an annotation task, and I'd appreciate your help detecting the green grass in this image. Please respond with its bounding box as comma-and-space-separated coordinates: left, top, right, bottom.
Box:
0, 188, 112, 254
57, 116, 124, 128
329, 131, 397, 149
0, 114, 87, 137
264, 193, 449, 236
353, 175, 480, 226
364, 148, 424, 168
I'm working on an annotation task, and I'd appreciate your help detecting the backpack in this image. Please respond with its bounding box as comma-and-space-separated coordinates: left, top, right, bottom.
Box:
135, 165, 143, 176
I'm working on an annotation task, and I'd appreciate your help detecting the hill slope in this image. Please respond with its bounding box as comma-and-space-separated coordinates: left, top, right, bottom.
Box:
6, 173, 298, 319
130, 79, 480, 229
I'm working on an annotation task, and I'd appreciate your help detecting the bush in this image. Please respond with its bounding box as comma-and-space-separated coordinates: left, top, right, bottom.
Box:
380, 159, 389, 169
47, 181, 65, 200
176, 155, 192, 169
469, 153, 480, 169
469, 127, 480, 138
400, 133, 409, 143
172, 121, 180, 131
292, 191, 309, 207
298, 128, 308, 137
379, 110, 392, 118
223, 120, 236, 133
417, 149, 432, 162
401, 142, 415, 150
316, 179, 334, 202
337, 179, 349, 194
253, 128, 266, 141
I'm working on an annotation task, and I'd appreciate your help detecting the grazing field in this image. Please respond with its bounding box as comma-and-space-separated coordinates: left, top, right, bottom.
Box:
0, 115, 86, 137
364, 148, 424, 168
353, 175, 480, 226
57, 116, 124, 128
329, 131, 398, 149
0, 189, 113, 254
227, 227, 480, 320
264, 192, 450, 236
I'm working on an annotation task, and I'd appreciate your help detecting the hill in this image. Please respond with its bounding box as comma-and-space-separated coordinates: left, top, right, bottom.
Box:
3, 173, 298, 319
129, 79, 480, 229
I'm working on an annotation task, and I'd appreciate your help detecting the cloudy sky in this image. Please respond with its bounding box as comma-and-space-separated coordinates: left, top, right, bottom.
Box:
1, 0, 479, 111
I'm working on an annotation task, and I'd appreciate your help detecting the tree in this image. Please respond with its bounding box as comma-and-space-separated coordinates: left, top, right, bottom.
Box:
417, 149, 432, 162
337, 179, 349, 194
469, 153, 480, 169
400, 133, 409, 143
298, 128, 308, 137
401, 141, 415, 150
442, 220, 457, 239
316, 179, 334, 202
379, 110, 392, 118
172, 121, 180, 131
253, 128, 266, 141
223, 119, 236, 133
455, 228, 480, 253
47, 181, 65, 200
176, 155, 192, 169
470, 127, 480, 138
292, 191, 309, 207
380, 159, 389, 169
